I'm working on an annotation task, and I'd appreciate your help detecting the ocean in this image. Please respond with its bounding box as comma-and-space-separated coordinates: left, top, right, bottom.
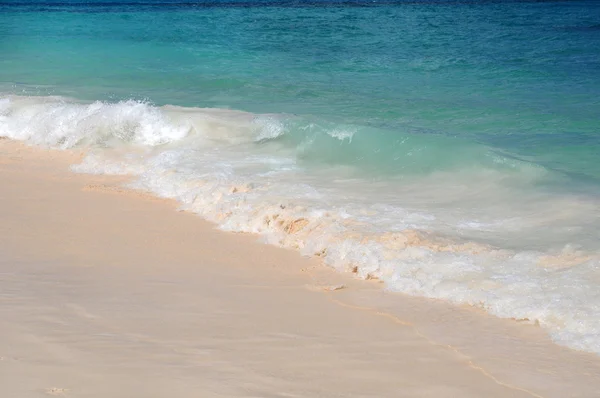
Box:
1, 0, 600, 354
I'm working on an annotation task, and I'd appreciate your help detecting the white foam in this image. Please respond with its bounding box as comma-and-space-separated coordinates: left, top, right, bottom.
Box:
327, 128, 355, 142
253, 116, 286, 141
122, 148, 600, 354
0, 96, 191, 148
3, 94, 600, 356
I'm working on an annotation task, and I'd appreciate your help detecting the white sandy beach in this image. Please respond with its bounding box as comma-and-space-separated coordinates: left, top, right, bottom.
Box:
1, 139, 599, 398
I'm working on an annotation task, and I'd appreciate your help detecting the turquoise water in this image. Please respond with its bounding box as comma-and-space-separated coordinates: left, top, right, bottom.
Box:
3, 0, 600, 178
2, 0, 600, 354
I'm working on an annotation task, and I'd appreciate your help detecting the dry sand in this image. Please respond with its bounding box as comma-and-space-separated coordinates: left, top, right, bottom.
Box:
1, 140, 599, 398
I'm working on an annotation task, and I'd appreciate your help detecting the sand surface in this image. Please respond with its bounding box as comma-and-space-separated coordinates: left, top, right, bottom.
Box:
1, 140, 599, 398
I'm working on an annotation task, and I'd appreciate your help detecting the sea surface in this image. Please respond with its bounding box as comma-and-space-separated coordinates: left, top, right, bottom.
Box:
1, 0, 600, 354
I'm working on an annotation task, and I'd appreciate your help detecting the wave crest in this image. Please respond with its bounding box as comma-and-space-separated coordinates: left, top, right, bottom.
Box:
3, 94, 600, 355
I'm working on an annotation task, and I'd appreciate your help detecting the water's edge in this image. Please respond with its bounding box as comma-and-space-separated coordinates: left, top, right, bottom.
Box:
2, 94, 598, 356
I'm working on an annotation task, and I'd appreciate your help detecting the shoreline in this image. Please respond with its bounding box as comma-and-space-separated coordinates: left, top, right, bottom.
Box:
1, 139, 599, 397
3, 94, 599, 356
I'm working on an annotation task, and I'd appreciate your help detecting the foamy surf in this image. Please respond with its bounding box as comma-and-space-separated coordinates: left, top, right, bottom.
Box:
1, 94, 599, 355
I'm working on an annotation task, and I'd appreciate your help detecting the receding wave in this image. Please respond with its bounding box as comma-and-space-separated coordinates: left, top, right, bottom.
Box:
2, 94, 600, 355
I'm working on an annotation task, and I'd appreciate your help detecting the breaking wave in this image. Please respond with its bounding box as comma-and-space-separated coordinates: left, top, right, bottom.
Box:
2, 94, 600, 355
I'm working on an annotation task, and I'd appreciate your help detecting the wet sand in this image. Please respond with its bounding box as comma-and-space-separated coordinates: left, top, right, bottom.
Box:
1, 140, 599, 398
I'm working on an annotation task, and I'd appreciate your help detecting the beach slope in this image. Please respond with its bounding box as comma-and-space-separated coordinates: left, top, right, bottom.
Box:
0, 140, 599, 398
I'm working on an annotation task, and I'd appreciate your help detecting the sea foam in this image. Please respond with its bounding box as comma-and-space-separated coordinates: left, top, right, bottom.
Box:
2, 94, 599, 355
